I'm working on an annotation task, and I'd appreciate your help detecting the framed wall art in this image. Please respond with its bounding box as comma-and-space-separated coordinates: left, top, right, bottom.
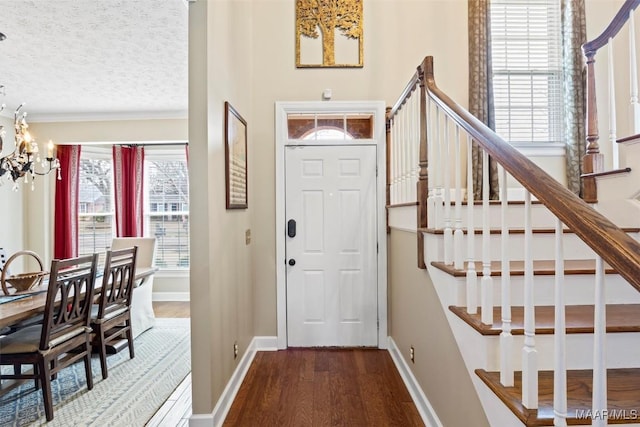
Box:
295, 0, 363, 68
224, 101, 248, 209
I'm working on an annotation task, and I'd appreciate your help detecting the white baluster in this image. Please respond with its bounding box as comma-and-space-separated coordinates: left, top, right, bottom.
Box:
500, 166, 513, 387
404, 100, 411, 203
398, 109, 407, 203
392, 115, 398, 205
481, 150, 493, 325
553, 218, 567, 426
389, 116, 398, 205
630, 12, 640, 134
466, 135, 478, 315
454, 126, 464, 270
412, 92, 420, 202
522, 189, 538, 409
426, 98, 435, 228
592, 256, 607, 427
433, 108, 444, 229
609, 39, 619, 170
444, 116, 453, 265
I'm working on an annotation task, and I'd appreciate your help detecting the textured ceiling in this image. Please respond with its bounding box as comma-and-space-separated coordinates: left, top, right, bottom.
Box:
0, 0, 188, 120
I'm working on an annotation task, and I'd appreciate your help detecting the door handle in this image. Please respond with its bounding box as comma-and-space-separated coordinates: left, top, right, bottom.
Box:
287, 219, 297, 238
288, 259, 296, 266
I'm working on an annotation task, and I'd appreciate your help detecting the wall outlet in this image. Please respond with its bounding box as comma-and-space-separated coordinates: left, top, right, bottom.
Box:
410, 346, 415, 363
245, 229, 251, 245
233, 341, 239, 359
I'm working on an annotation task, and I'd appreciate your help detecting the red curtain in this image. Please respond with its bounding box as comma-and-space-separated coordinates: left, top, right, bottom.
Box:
54, 145, 81, 259
113, 146, 145, 237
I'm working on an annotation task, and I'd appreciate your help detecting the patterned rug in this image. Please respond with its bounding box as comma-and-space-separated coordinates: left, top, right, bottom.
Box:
0, 318, 191, 426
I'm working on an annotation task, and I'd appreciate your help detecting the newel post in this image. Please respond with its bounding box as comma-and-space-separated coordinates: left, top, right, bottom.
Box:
583, 49, 605, 203
416, 57, 431, 269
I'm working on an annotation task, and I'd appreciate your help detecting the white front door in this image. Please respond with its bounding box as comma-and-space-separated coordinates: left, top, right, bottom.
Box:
285, 144, 378, 347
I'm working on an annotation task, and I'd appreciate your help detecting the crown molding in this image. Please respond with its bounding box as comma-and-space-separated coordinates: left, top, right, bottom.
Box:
28, 109, 188, 123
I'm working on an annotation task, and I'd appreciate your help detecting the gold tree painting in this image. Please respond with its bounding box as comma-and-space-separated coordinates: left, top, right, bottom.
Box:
296, 0, 363, 68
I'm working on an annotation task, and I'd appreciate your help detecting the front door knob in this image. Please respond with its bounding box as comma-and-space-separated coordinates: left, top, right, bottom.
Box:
288, 259, 296, 266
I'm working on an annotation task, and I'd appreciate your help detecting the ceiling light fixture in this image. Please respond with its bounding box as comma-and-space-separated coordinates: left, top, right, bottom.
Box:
0, 103, 61, 191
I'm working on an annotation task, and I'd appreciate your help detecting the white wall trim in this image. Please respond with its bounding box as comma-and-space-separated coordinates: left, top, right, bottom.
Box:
274, 101, 388, 350
152, 292, 190, 301
387, 337, 443, 427
190, 336, 278, 427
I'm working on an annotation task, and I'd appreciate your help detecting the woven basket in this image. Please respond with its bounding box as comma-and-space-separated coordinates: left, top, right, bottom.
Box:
1, 250, 47, 295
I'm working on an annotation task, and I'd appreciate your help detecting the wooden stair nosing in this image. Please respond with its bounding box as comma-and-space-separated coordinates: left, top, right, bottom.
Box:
449, 304, 640, 336
431, 259, 618, 277
476, 368, 640, 426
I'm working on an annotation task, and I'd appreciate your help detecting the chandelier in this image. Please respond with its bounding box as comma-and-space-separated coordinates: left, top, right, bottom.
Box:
0, 102, 61, 191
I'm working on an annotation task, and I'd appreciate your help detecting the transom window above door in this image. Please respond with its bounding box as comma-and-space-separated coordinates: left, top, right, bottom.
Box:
287, 113, 374, 140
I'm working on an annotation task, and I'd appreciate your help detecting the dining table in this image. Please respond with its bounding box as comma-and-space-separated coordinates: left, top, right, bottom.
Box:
0, 266, 157, 330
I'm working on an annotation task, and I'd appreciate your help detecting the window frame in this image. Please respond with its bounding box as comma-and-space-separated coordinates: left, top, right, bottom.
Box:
75, 144, 190, 274
489, 0, 566, 157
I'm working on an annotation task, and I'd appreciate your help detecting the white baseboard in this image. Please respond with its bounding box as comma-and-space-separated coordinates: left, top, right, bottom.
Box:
190, 336, 278, 427
152, 292, 190, 301
387, 336, 443, 427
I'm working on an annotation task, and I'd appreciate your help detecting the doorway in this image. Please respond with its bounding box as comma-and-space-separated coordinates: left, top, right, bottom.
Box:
275, 101, 387, 349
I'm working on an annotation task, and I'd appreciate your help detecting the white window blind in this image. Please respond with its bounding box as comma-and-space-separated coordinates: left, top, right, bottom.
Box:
490, 0, 564, 144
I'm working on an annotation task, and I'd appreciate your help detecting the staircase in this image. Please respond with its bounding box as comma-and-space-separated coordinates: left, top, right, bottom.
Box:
386, 7, 640, 421
422, 204, 640, 426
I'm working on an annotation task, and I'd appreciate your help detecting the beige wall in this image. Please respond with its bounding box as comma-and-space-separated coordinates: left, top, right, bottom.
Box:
31, 118, 187, 145
250, 0, 469, 337
389, 229, 490, 427
189, 0, 254, 415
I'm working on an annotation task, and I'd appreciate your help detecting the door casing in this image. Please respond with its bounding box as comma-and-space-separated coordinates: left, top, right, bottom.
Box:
275, 100, 387, 349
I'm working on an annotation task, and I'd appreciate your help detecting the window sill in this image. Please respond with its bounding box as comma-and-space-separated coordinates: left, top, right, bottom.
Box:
511, 143, 565, 157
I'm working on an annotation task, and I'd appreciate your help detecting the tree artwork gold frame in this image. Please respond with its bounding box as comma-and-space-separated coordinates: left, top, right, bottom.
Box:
296, 0, 363, 68
224, 102, 248, 209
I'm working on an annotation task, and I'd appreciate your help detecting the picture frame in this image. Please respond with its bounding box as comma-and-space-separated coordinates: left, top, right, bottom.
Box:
224, 101, 248, 209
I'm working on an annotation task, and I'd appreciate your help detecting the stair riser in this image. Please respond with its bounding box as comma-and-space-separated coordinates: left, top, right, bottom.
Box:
429, 268, 640, 307
483, 333, 640, 371
423, 231, 626, 264
433, 203, 558, 230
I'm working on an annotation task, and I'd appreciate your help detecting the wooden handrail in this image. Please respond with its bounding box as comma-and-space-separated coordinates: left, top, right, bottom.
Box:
421, 56, 640, 292
388, 71, 420, 120
582, 0, 640, 55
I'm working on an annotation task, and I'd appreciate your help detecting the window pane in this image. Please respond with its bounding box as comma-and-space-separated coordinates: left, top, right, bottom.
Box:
145, 157, 189, 269
150, 215, 190, 268
490, 0, 564, 144
78, 215, 114, 256
78, 157, 114, 256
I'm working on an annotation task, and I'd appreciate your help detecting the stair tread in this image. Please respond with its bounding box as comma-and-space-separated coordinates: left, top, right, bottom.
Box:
421, 227, 640, 235
476, 368, 640, 425
449, 304, 640, 335
431, 259, 618, 277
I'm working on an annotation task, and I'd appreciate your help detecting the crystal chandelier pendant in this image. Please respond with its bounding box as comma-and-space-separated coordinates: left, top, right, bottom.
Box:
0, 102, 61, 190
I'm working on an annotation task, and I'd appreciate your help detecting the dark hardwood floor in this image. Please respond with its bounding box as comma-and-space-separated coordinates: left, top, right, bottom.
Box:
223, 348, 424, 427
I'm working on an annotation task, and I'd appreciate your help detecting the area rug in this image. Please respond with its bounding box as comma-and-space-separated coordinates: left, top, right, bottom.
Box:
0, 318, 191, 426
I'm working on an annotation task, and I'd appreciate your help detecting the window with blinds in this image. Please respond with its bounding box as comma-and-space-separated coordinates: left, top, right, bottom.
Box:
490, 0, 564, 145
77, 146, 189, 271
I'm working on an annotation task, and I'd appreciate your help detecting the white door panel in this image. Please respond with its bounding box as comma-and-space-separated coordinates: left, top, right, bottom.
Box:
285, 145, 377, 347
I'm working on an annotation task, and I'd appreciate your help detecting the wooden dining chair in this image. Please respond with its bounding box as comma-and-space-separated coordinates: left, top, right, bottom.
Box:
91, 246, 138, 380
0, 253, 99, 422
